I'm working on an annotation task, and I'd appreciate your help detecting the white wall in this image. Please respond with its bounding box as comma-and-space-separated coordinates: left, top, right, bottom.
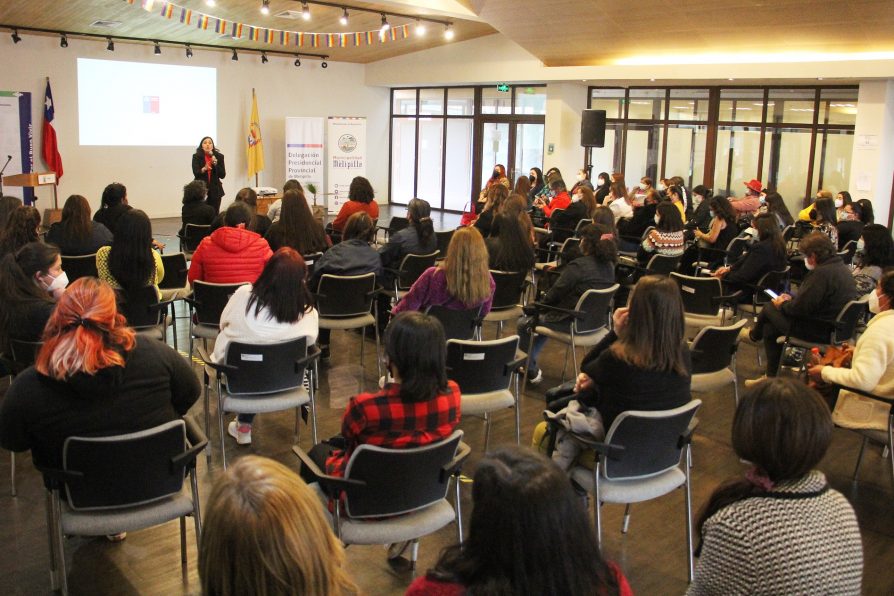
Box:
544, 83, 588, 180
1, 34, 389, 218
849, 80, 894, 227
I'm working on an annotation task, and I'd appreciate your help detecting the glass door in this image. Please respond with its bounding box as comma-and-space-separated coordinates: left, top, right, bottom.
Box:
478, 119, 544, 191
480, 122, 510, 189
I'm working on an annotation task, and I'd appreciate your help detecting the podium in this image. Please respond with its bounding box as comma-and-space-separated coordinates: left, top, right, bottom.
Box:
2, 171, 61, 226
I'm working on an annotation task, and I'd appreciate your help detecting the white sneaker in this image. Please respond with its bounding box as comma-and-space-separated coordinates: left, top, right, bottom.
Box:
743, 375, 767, 388
738, 326, 755, 343
527, 368, 543, 385
228, 420, 252, 445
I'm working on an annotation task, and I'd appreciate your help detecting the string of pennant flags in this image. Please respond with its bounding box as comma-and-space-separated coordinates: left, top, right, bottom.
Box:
125, 0, 412, 48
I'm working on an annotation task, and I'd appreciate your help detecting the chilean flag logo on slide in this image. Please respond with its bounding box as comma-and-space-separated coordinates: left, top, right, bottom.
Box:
143, 96, 160, 114
42, 79, 63, 180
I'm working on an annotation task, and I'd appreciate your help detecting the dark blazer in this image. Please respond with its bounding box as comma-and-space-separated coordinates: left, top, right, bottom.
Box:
618, 202, 657, 240
724, 239, 787, 297
93, 203, 132, 236
836, 220, 864, 250
378, 226, 438, 270
550, 200, 589, 243
540, 256, 615, 323
780, 255, 857, 323
180, 201, 217, 236
192, 150, 226, 212
45, 222, 113, 256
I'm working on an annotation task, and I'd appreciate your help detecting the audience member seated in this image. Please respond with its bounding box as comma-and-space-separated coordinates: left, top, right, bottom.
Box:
486, 213, 535, 272
811, 270, 894, 433
212, 248, 318, 446
593, 171, 611, 204
300, 311, 461, 480
478, 164, 511, 213
188, 202, 272, 284
630, 176, 653, 206
836, 197, 864, 250
834, 190, 854, 220
0, 277, 200, 470
312, 212, 382, 361
797, 188, 832, 222
550, 185, 593, 242
264, 190, 329, 254
0, 195, 22, 229
763, 191, 795, 229
391, 226, 494, 317
731, 179, 762, 216
200, 455, 356, 596
93, 182, 132, 236
607, 182, 634, 222
684, 185, 714, 239
513, 174, 532, 202
618, 188, 660, 246
0, 205, 41, 257
664, 184, 688, 223
638, 201, 686, 263
533, 179, 571, 218
743, 232, 857, 384
330, 176, 379, 233
96, 209, 164, 297
519, 224, 617, 385
810, 196, 839, 247
528, 167, 546, 205
851, 223, 894, 295
265, 179, 302, 223
499, 193, 536, 246
179, 180, 217, 236
681, 196, 739, 275
857, 198, 874, 224
210, 187, 272, 236
45, 195, 113, 256
474, 184, 509, 237
689, 379, 862, 595
569, 168, 595, 195
379, 198, 438, 272
712, 213, 787, 301
407, 447, 633, 596
0, 242, 63, 353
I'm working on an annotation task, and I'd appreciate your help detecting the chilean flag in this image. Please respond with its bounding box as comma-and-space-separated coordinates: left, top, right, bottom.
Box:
42, 79, 63, 180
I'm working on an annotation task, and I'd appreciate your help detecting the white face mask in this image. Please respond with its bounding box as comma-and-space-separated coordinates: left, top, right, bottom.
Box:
639, 182, 648, 190
654, 215, 661, 225
657, 182, 666, 192
571, 193, 582, 203
835, 199, 844, 208
868, 289, 883, 314
804, 258, 815, 271
857, 238, 865, 252
598, 178, 606, 186
577, 173, 586, 181
709, 210, 715, 219
759, 195, 766, 204
43, 271, 69, 294
693, 195, 703, 207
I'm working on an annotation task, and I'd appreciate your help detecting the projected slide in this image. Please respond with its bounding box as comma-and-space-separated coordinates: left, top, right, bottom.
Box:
78, 58, 216, 146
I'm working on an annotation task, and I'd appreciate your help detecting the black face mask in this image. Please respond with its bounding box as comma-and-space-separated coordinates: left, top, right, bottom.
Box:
529, 174, 536, 183
492, 170, 500, 179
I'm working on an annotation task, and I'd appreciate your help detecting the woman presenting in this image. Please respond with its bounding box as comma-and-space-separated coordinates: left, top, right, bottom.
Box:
192, 136, 226, 213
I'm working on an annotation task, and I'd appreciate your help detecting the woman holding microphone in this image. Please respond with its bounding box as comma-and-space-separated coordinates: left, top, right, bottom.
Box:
192, 136, 226, 213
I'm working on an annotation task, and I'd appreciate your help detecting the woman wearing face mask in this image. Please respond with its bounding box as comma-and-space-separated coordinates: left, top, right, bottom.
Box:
192, 136, 227, 213
684, 185, 713, 239
835, 200, 864, 250
809, 269, 894, 435
851, 223, 894, 295
550, 186, 593, 243
639, 201, 685, 263
528, 168, 545, 206
478, 164, 511, 209
835, 190, 854, 221
0, 242, 65, 353
569, 168, 594, 196
593, 171, 611, 204
763, 192, 795, 228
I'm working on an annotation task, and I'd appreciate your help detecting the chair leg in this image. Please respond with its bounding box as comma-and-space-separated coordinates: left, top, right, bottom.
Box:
409, 539, 420, 572
170, 303, 179, 351
454, 475, 464, 544
621, 503, 631, 534
10, 452, 16, 497
888, 420, 894, 484
179, 517, 187, 565
190, 469, 203, 548
217, 379, 227, 470
483, 413, 491, 452
560, 344, 569, 383
374, 311, 382, 379
48, 489, 68, 595
45, 490, 60, 592
360, 325, 366, 369
514, 372, 521, 445
593, 463, 603, 548
570, 339, 579, 378
496, 320, 503, 339
684, 445, 695, 583
203, 379, 212, 466
853, 436, 869, 481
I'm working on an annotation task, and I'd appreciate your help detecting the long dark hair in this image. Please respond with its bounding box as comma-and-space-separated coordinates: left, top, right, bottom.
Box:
579, 223, 618, 267
530, 167, 545, 193
108, 209, 155, 291
429, 447, 620, 595
407, 198, 434, 246
0, 206, 41, 255
709, 196, 737, 225
859, 224, 894, 268
0, 242, 59, 348
764, 192, 794, 227
0, 195, 22, 228
273, 190, 328, 254
182, 180, 207, 205
753, 213, 786, 263
813, 197, 836, 224
100, 183, 126, 210
696, 379, 832, 551
59, 195, 93, 246
488, 214, 535, 272
656, 201, 684, 232
194, 136, 216, 157
514, 175, 532, 198
246, 248, 313, 324
385, 311, 449, 402
857, 199, 874, 224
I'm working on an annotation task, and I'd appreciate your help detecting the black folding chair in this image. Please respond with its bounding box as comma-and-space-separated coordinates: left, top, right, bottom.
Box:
60, 254, 99, 282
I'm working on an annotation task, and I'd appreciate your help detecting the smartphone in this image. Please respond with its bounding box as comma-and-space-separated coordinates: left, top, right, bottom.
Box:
764, 288, 779, 300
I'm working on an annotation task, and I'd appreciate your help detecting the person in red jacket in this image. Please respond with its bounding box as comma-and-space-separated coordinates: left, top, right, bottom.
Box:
534, 179, 572, 218
188, 202, 272, 284
330, 176, 380, 233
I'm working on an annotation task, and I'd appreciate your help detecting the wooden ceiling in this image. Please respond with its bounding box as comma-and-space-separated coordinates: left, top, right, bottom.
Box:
0, 0, 495, 63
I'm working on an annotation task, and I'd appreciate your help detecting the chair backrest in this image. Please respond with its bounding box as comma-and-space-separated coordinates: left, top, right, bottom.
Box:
446, 336, 518, 394
670, 272, 723, 316
574, 218, 593, 236
690, 320, 747, 375
435, 229, 455, 259
60, 254, 99, 282
224, 336, 310, 395
754, 267, 790, 302
782, 224, 795, 242
9, 339, 42, 371
557, 237, 582, 267
158, 253, 189, 290
192, 281, 248, 327
833, 299, 868, 344
342, 430, 463, 519
489, 270, 528, 311
396, 251, 439, 291
602, 400, 701, 480
316, 273, 376, 318
116, 286, 164, 328
302, 251, 324, 281
182, 224, 212, 252
426, 305, 481, 341
645, 253, 680, 275
725, 236, 750, 262
387, 216, 410, 235
572, 284, 618, 335
837, 248, 853, 266
62, 420, 187, 510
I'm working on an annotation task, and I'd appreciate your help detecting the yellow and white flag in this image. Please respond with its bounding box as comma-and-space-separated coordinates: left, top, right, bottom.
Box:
247, 89, 264, 179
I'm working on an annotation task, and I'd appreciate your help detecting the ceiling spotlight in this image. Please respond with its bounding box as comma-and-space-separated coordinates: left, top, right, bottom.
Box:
301, 1, 311, 20
11, 29, 21, 44
339, 7, 349, 26
232, 49, 238, 61
106, 37, 115, 51
60, 34, 68, 48
154, 41, 161, 56
294, 58, 301, 67
321, 61, 328, 68
444, 25, 454, 40
380, 14, 390, 32
415, 20, 426, 36
185, 45, 193, 58
260, 0, 270, 15
205, 0, 216, 6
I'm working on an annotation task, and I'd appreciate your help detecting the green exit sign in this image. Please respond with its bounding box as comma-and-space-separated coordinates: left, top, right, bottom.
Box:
496, 84, 510, 93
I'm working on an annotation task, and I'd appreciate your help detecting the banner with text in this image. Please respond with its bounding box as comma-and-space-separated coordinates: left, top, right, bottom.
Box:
285, 117, 324, 207
0, 91, 34, 205
326, 117, 366, 215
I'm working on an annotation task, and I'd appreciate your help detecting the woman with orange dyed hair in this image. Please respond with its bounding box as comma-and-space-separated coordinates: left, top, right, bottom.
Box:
0, 277, 199, 470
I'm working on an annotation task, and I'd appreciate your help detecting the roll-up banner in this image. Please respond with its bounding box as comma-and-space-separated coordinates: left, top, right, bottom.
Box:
326, 116, 366, 215
285, 116, 324, 205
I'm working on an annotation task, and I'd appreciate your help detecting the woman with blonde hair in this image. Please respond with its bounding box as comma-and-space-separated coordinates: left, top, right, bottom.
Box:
200, 455, 356, 596
392, 226, 495, 316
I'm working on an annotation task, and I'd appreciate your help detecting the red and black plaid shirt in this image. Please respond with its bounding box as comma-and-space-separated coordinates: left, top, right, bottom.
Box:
325, 380, 461, 476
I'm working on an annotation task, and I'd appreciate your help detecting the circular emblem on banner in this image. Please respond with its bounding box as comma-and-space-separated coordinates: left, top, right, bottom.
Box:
338, 134, 358, 153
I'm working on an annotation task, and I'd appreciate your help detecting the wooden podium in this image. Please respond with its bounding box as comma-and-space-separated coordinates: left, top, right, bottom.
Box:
2, 171, 61, 226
